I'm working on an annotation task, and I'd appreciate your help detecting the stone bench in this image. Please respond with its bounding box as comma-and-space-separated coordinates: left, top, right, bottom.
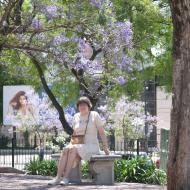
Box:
51, 153, 121, 185
90, 154, 122, 184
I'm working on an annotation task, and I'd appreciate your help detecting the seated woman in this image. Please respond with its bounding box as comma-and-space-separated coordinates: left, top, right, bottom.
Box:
48, 96, 110, 185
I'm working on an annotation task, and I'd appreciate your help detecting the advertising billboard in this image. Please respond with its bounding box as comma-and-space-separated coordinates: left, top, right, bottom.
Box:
3, 85, 38, 126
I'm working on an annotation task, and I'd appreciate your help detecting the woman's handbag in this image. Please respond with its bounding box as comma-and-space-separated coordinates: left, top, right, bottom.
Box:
70, 112, 90, 145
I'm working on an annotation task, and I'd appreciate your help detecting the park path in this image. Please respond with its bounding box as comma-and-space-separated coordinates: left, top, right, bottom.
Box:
0, 173, 166, 190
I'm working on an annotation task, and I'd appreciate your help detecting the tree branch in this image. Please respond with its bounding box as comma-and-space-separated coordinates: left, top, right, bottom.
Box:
90, 47, 102, 61
0, 22, 79, 35
27, 52, 73, 135
3, 44, 49, 53
0, 0, 20, 27
71, 68, 99, 108
0, 0, 24, 34
71, 68, 91, 95
14, 0, 24, 26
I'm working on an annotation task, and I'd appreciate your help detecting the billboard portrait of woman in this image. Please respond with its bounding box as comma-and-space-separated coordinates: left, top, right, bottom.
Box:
3, 86, 38, 127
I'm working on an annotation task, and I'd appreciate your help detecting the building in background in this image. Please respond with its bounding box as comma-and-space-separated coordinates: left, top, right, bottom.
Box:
143, 80, 157, 149
143, 78, 172, 150
156, 86, 172, 149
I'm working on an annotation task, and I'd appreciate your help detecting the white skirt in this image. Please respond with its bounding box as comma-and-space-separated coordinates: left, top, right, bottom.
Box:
66, 142, 100, 161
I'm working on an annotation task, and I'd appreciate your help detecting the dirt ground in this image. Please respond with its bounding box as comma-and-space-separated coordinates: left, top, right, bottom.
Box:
0, 173, 167, 190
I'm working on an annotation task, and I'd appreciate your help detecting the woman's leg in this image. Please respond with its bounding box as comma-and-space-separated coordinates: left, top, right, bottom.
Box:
63, 147, 81, 178
48, 148, 70, 185
56, 148, 69, 178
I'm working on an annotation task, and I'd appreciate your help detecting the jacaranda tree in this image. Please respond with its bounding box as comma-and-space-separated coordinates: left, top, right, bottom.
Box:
0, 0, 134, 135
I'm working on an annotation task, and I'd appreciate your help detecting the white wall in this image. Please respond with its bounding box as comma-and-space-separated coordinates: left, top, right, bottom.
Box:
157, 86, 172, 130
156, 86, 172, 148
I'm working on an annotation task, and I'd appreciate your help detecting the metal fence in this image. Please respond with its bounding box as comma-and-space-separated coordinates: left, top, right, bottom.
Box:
109, 139, 159, 160
0, 136, 55, 170
0, 134, 159, 171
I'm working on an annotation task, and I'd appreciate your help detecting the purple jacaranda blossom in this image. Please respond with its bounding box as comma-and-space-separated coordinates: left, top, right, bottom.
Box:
103, 21, 133, 50
99, 21, 133, 74
52, 35, 79, 46
115, 76, 128, 85
114, 96, 157, 126
65, 113, 74, 127
120, 53, 133, 71
78, 38, 86, 52
75, 57, 103, 74
35, 33, 47, 42
52, 34, 69, 46
90, 0, 104, 8
53, 50, 73, 65
31, 18, 43, 29
110, 96, 157, 138
64, 106, 76, 117
76, 25, 83, 32
37, 94, 76, 129
74, 58, 88, 70
115, 96, 128, 114
113, 53, 133, 72
145, 114, 158, 125
131, 117, 144, 126
70, 36, 80, 43
42, 5, 58, 18
114, 21, 133, 48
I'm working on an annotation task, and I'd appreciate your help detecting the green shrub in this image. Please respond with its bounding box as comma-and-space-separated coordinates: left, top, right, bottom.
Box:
25, 157, 167, 185
25, 159, 90, 178
145, 168, 167, 185
24, 158, 57, 176
81, 161, 90, 179
114, 156, 167, 185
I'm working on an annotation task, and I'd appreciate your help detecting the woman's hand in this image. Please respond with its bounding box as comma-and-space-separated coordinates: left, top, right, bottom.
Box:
103, 146, 110, 155
97, 126, 110, 155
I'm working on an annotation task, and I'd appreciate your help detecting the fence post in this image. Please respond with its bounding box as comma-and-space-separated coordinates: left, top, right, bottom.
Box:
109, 129, 115, 152
137, 139, 140, 155
12, 126, 16, 168
160, 128, 169, 171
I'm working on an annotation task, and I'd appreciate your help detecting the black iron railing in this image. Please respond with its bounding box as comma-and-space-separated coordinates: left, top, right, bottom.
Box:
0, 135, 158, 171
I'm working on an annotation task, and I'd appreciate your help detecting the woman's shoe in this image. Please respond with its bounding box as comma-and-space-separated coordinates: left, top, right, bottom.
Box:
48, 177, 62, 185
60, 177, 69, 185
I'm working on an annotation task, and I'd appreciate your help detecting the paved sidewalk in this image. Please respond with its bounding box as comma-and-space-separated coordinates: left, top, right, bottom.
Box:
0, 173, 166, 190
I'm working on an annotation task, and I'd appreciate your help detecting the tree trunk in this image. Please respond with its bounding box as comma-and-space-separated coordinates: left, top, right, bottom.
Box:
168, 1, 190, 189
